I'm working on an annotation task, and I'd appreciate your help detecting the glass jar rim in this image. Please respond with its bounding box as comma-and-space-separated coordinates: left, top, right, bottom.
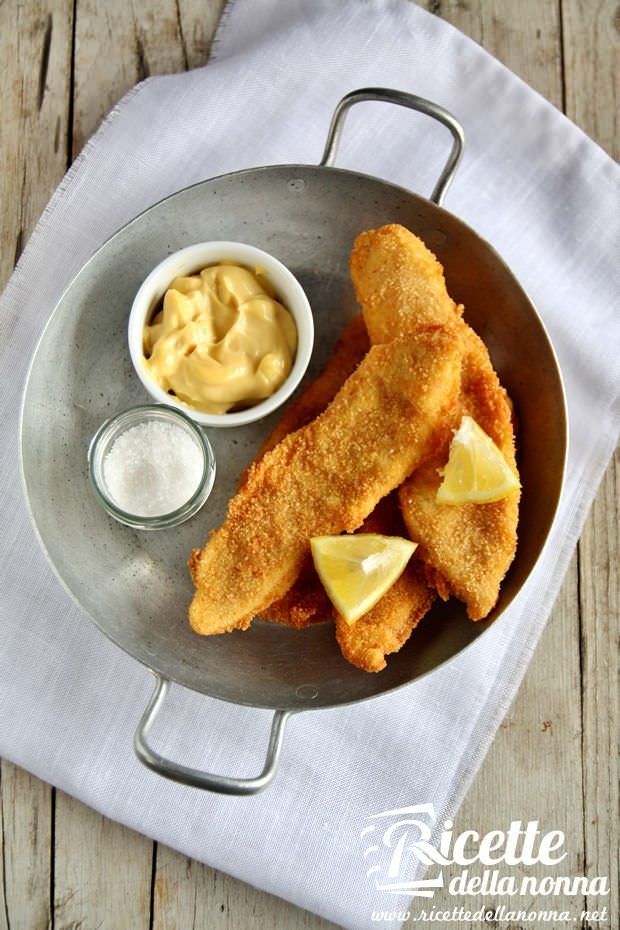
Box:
87, 404, 216, 529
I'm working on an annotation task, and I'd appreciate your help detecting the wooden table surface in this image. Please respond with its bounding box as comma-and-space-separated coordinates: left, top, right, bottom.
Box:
1, 2, 617, 929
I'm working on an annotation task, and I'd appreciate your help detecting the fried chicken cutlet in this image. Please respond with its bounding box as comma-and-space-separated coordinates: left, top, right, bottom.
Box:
334, 495, 436, 672
350, 224, 520, 620
240, 223, 465, 634
253, 317, 436, 658
252, 316, 369, 628
248, 222, 493, 638
246, 315, 370, 471
189, 325, 464, 635
350, 222, 462, 341
398, 327, 519, 619
260, 558, 331, 629
262, 495, 437, 672
262, 492, 436, 670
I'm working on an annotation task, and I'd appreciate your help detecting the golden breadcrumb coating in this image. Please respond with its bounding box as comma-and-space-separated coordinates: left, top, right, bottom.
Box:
259, 557, 331, 628
351, 224, 519, 620
335, 559, 434, 672
334, 495, 436, 672
252, 313, 438, 645
189, 325, 464, 635
251, 315, 370, 467
187, 222, 519, 661
255, 315, 369, 627
263, 494, 437, 667
350, 223, 462, 343
399, 327, 519, 620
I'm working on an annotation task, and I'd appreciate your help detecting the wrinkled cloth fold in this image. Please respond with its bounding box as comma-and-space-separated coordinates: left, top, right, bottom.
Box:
0, 2, 618, 929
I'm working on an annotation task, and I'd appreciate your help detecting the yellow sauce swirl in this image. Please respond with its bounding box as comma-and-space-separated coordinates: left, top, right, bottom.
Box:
143, 263, 298, 415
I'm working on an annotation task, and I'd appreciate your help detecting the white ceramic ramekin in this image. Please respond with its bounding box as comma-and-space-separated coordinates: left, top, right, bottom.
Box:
127, 241, 314, 428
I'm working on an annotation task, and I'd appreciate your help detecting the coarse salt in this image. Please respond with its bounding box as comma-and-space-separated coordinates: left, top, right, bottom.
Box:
102, 421, 204, 517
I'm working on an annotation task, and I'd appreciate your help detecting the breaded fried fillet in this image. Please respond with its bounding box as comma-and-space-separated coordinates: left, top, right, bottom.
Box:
259, 557, 331, 628
335, 560, 434, 672
256, 316, 369, 627
399, 327, 519, 620
255, 390, 439, 657
350, 223, 462, 343
189, 326, 464, 635
241, 225, 462, 632
251, 315, 369, 467
350, 224, 519, 620
263, 494, 437, 667
251, 310, 438, 639
334, 496, 436, 672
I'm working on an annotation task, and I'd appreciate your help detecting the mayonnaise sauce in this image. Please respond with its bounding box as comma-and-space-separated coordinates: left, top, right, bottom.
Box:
143, 264, 298, 414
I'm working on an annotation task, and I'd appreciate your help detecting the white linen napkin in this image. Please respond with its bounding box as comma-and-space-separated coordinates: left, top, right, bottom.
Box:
1, 1, 618, 928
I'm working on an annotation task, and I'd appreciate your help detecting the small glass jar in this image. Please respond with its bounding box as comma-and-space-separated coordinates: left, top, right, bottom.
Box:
88, 405, 216, 529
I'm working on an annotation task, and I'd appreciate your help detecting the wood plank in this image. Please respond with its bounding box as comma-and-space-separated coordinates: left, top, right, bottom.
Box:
0, 0, 73, 286
177, 0, 228, 70
0, 2, 72, 928
422, 0, 563, 99
562, 0, 619, 160
153, 843, 342, 930
407, 568, 585, 929
563, 5, 618, 927
53, 791, 153, 930
49, 5, 225, 930
478, 0, 563, 99
405, 3, 586, 927
71, 0, 227, 155
577, 454, 618, 930
0, 784, 6, 930
422, 0, 482, 44
72, 0, 186, 154
0, 764, 53, 930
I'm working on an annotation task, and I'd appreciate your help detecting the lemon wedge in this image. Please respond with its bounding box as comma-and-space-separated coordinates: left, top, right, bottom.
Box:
310, 534, 417, 624
436, 415, 520, 505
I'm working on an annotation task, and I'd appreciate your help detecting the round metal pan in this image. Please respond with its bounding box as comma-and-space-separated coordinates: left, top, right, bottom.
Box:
20, 89, 567, 794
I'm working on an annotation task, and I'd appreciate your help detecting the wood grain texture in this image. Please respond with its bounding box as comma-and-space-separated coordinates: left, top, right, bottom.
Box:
412, 565, 586, 929
563, 0, 620, 159
72, 0, 185, 154
71, 0, 226, 155
53, 791, 152, 930
0, 2, 72, 928
0, 0, 617, 928
474, 0, 563, 99
0, 0, 73, 285
403, 5, 585, 927
152, 843, 341, 930
563, 4, 619, 928
578, 454, 619, 929
0, 765, 52, 930
178, 0, 228, 70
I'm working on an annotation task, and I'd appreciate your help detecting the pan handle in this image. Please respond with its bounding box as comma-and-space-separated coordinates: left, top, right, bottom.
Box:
319, 87, 464, 206
134, 674, 295, 795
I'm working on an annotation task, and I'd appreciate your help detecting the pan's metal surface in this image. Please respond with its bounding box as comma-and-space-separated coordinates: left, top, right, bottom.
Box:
21, 90, 566, 792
